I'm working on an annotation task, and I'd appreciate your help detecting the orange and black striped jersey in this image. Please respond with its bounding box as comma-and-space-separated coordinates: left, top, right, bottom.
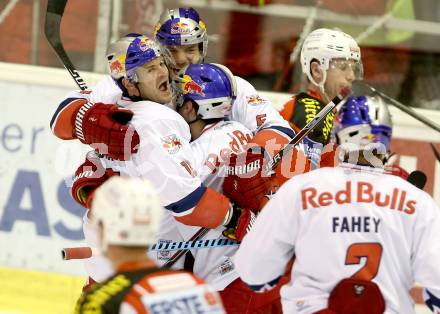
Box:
75, 264, 225, 313
280, 91, 335, 146
280, 90, 336, 168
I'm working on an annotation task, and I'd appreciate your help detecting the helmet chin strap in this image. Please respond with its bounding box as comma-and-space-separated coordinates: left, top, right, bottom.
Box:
309, 64, 331, 102
128, 84, 143, 102
317, 66, 331, 103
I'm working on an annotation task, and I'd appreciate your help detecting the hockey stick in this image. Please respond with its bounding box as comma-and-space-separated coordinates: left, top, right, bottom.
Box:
162, 226, 210, 268
264, 87, 350, 175
45, 0, 88, 90
431, 143, 440, 163
62, 236, 239, 260
359, 82, 440, 133
154, 237, 238, 251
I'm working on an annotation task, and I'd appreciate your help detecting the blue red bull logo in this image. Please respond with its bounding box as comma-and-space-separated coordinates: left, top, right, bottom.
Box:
171, 21, 191, 34
181, 75, 205, 97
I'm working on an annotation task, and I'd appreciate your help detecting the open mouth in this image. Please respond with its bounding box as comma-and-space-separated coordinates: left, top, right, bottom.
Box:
158, 80, 169, 92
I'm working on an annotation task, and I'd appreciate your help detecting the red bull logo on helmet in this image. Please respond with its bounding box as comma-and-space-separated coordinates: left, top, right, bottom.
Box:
171, 21, 191, 34
109, 53, 126, 77
181, 74, 205, 97
138, 37, 156, 52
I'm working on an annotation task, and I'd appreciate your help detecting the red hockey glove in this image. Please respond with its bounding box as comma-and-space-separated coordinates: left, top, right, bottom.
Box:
222, 146, 273, 211
71, 152, 118, 208
328, 278, 385, 314
74, 102, 140, 161
222, 204, 257, 242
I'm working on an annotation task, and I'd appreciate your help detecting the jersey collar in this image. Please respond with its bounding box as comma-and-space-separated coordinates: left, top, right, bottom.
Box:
339, 162, 385, 175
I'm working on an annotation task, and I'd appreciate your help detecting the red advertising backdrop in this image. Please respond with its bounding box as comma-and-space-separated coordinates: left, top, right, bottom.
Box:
391, 139, 439, 197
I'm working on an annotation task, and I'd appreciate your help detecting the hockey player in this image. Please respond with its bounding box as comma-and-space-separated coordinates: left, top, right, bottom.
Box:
75, 176, 225, 314
154, 7, 208, 76
155, 8, 306, 208
234, 109, 440, 313
280, 28, 363, 168
72, 35, 254, 238
173, 62, 284, 313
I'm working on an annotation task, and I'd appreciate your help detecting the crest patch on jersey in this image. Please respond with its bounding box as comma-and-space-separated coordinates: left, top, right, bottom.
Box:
161, 134, 182, 154
246, 94, 266, 106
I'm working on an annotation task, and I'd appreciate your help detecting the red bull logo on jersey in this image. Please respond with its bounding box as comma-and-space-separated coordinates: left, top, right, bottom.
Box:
181, 75, 205, 96
109, 54, 126, 77
246, 94, 266, 106
161, 134, 182, 154
301, 181, 416, 215
171, 21, 191, 34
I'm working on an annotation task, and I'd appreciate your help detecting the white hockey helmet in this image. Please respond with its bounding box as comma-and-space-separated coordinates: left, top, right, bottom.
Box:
300, 28, 363, 87
90, 176, 163, 250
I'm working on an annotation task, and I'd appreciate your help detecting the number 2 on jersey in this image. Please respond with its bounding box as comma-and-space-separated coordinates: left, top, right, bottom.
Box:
345, 243, 383, 281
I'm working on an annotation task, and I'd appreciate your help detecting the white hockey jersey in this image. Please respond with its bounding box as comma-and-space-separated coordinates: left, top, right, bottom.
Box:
152, 120, 253, 289
98, 100, 204, 217
234, 163, 440, 314
168, 120, 253, 290
80, 99, 202, 282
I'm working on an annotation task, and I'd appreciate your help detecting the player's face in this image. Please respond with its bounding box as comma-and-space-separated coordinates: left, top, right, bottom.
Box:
135, 57, 172, 104
325, 58, 358, 100
167, 44, 202, 75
